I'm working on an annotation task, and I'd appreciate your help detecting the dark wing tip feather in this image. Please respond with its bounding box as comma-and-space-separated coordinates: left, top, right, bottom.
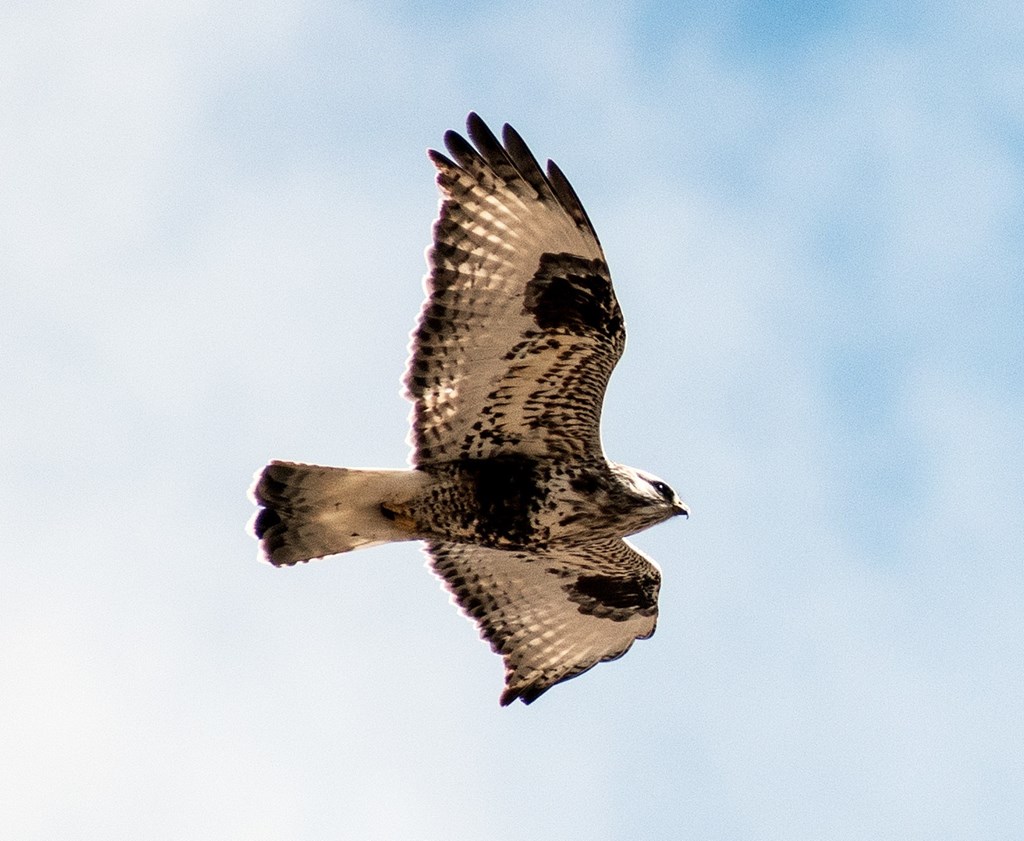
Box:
547, 159, 600, 243
427, 147, 456, 170
466, 113, 518, 180
465, 110, 487, 141
500, 683, 550, 706
428, 113, 600, 243
499, 121, 553, 200
442, 127, 484, 171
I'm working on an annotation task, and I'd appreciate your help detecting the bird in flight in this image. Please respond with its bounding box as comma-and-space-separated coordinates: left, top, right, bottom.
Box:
251, 113, 688, 705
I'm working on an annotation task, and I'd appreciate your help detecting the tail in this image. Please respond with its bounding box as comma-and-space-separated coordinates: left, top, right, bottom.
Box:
249, 461, 430, 566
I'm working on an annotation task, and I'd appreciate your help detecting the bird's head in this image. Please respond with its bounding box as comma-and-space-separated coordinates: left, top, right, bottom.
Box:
610, 464, 689, 528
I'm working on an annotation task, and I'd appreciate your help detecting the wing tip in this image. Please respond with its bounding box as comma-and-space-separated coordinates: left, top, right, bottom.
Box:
430, 113, 597, 237
465, 110, 485, 135
427, 147, 455, 169
499, 683, 548, 707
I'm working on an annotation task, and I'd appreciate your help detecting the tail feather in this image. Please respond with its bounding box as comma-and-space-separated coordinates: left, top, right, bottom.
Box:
250, 461, 428, 566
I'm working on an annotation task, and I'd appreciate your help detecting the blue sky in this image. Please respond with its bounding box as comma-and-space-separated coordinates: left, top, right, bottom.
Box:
3, 1, 1022, 838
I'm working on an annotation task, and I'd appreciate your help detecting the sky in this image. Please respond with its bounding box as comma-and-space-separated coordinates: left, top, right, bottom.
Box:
2, 0, 1023, 838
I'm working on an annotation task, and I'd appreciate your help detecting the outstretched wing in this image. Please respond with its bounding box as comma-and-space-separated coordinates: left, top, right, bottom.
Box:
406, 113, 625, 466
427, 538, 660, 705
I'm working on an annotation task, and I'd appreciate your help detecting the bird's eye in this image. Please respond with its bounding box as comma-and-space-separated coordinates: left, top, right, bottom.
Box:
650, 480, 673, 499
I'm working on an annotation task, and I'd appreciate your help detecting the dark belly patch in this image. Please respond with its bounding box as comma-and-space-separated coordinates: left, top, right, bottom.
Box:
457, 454, 544, 546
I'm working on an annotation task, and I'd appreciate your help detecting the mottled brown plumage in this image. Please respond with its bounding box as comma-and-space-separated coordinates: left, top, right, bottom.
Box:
250, 114, 687, 705
428, 539, 660, 706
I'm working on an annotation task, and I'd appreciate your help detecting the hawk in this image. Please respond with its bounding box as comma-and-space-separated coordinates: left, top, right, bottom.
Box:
251, 113, 688, 705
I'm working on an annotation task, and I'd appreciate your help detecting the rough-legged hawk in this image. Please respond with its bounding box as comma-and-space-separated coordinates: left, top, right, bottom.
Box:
250, 113, 688, 705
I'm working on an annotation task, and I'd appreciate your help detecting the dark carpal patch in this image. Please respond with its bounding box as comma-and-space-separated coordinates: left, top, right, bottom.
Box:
458, 455, 542, 547
524, 252, 623, 339
566, 571, 659, 621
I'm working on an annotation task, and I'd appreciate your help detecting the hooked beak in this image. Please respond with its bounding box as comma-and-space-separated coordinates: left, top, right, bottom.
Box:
674, 500, 690, 519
